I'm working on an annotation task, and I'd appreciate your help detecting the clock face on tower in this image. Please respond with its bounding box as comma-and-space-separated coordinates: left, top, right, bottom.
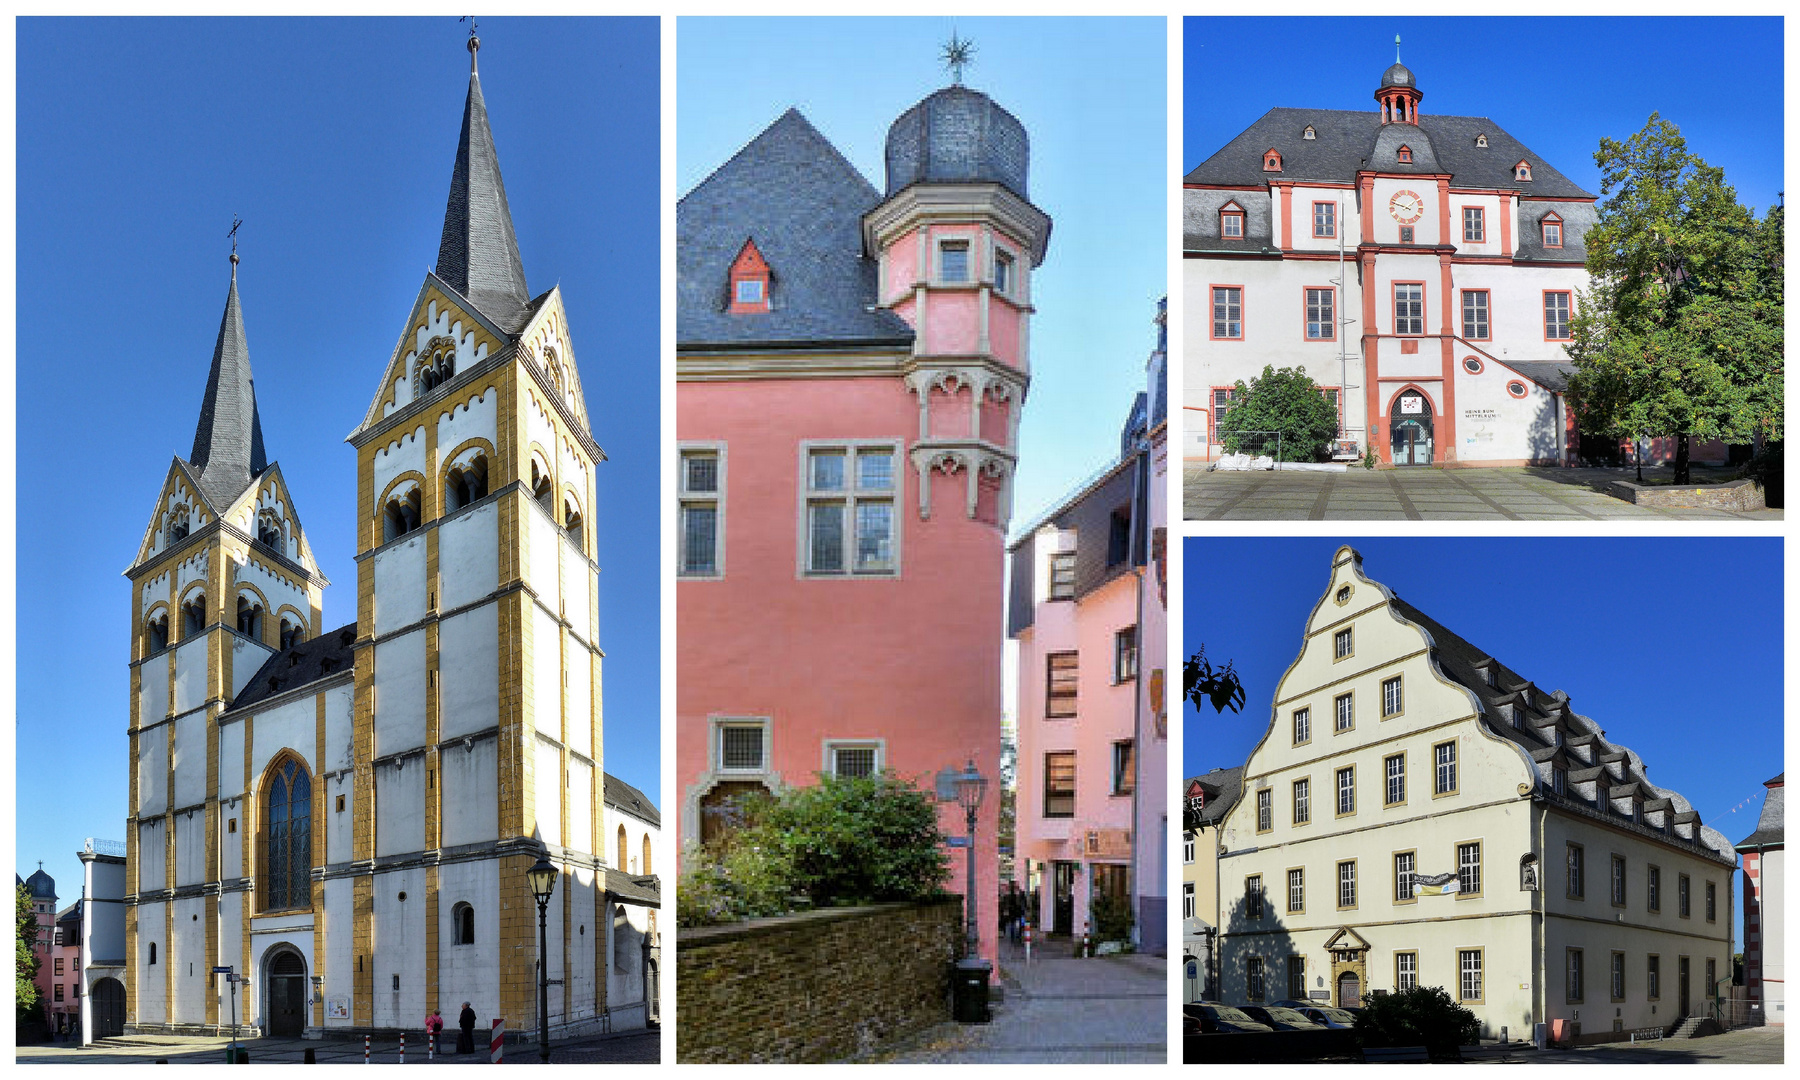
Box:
1388, 189, 1424, 225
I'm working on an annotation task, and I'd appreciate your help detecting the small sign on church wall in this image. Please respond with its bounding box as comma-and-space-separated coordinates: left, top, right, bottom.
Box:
1399, 395, 1424, 415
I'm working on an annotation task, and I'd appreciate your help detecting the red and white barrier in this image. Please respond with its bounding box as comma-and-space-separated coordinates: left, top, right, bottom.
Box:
490, 1019, 504, 1063
398, 1032, 404, 1064
363, 1034, 370, 1064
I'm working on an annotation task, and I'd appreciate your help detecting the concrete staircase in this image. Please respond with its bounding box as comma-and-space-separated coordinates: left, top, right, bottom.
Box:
1671, 1016, 1723, 1039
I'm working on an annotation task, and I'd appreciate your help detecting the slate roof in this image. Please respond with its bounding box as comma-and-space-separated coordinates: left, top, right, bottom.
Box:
884, 85, 1030, 199
1505, 360, 1576, 393
187, 264, 268, 509
1185, 766, 1245, 829
25, 867, 55, 899
605, 773, 661, 829
434, 56, 533, 334
677, 109, 914, 351
1187, 107, 1593, 200
1385, 589, 1735, 865
228, 623, 358, 712
603, 867, 660, 908
1737, 774, 1784, 850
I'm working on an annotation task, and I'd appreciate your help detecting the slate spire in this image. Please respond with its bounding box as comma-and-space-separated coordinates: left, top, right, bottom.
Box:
188, 252, 267, 506
434, 32, 531, 332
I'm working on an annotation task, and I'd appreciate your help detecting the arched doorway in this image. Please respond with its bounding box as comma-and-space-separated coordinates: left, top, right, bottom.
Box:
1337, 969, 1362, 1009
1389, 390, 1434, 465
698, 780, 771, 844
264, 949, 308, 1037
90, 978, 125, 1038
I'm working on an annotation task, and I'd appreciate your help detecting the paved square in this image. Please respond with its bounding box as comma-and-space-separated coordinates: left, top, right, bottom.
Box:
1185, 464, 1781, 521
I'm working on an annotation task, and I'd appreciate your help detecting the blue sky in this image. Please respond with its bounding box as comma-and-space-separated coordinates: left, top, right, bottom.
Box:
16, 17, 660, 900
1185, 17, 1785, 217
1182, 537, 1784, 945
679, 17, 1169, 527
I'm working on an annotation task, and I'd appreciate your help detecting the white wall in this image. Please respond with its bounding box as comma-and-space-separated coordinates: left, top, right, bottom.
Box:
218, 721, 245, 798
172, 712, 207, 809
438, 503, 499, 611
436, 860, 501, 1022
370, 867, 427, 1029
567, 866, 598, 1021
561, 541, 592, 643
534, 738, 563, 847
323, 684, 355, 774
439, 603, 499, 740
440, 739, 499, 848
434, 386, 497, 474
373, 536, 427, 637
322, 878, 356, 1028
372, 425, 428, 510
138, 819, 166, 892
250, 696, 318, 787
567, 759, 594, 856
139, 657, 170, 727
566, 638, 592, 759
532, 607, 563, 739
137, 725, 169, 816
326, 773, 355, 863
173, 810, 206, 887
527, 509, 560, 608
221, 797, 245, 880
135, 899, 166, 1025
173, 639, 208, 715
374, 629, 427, 756
375, 756, 426, 857
170, 895, 207, 1023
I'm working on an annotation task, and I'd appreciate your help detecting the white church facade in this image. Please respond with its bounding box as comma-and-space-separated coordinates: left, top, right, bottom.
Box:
121, 37, 658, 1041
1184, 55, 1596, 467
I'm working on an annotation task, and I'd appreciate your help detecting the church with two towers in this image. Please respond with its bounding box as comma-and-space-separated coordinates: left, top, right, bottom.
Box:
121, 37, 657, 1040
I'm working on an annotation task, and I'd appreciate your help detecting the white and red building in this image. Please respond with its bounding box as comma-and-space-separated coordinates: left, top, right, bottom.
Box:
1737, 774, 1784, 1027
1184, 56, 1599, 467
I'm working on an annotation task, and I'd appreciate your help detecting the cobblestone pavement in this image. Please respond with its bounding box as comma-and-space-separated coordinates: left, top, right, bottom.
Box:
15, 1028, 660, 1065
881, 938, 1167, 1064
1184, 463, 1781, 521
1476, 1027, 1784, 1064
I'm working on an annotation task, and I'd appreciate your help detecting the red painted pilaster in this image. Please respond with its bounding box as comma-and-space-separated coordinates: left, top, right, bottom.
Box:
1439, 253, 1457, 459
1361, 250, 1383, 462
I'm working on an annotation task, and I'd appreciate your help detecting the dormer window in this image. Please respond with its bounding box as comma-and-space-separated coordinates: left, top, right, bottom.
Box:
1475, 133, 1488, 148
1515, 160, 1533, 182
1219, 202, 1245, 239
1541, 213, 1564, 248
1263, 148, 1282, 172
1397, 145, 1413, 164
728, 237, 771, 313
1303, 125, 1316, 140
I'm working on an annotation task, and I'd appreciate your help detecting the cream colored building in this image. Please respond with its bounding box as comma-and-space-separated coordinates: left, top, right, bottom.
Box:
1216, 546, 1735, 1043
1182, 767, 1242, 1003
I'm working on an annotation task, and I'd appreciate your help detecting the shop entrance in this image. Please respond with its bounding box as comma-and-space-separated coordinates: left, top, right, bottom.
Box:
1389, 392, 1434, 465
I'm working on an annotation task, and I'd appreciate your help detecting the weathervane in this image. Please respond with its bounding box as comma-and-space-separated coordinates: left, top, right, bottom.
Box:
461, 16, 480, 70
942, 31, 975, 86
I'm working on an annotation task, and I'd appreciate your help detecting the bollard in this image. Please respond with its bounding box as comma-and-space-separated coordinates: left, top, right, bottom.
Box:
399, 1032, 405, 1064
364, 1034, 370, 1064
490, 1019, 504, 1063
428, 1031, 435, 1061
1023, 923, 1033, 965
1082, 931, 1092, 958
304, 1047, 316, 1064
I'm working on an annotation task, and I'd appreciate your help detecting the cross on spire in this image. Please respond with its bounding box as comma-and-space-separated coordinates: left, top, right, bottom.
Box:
942, 31, 975, 86
461, 16, 480, 72
228, 215, 243, 273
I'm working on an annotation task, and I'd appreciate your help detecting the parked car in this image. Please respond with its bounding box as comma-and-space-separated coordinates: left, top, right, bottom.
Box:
1185, 1003, 1275, 1034
1294, 1005, 1360, 1029
1240, 1006, 1327, 1032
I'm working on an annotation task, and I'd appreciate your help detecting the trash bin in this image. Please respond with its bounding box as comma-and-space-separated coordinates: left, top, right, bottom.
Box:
952, 957, 992, 1023
224, 1046, 249, 1064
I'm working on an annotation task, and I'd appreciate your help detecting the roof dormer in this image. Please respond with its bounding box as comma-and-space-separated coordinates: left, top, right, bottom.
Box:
1396, 144, 1413, 164
1514, 160, 1533, 182
728, 237, 771, 313
1263, 148, 1283, 172
1475, 133, 1488, 148
1303, 125, 1316, 140
1219, 200, 1246, 240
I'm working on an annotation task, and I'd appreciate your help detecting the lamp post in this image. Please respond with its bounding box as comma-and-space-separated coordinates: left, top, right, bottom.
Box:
527, 854, 558, 1064
952, 760, 989, 957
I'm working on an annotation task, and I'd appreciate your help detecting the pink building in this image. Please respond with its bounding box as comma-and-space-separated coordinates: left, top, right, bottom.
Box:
22, 867, 57, 1026
1008, 309, 1167, 950
676, 83, 1052, 971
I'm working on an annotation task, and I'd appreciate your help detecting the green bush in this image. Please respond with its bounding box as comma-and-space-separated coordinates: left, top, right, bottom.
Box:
1353, 985, 1482, 1051
1217, 365, 1341, 463
676, 773, 948, 928
1091, 892, 1134, 944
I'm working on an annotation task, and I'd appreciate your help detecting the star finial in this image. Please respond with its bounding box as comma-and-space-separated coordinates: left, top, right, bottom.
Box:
942, 32, 975, 87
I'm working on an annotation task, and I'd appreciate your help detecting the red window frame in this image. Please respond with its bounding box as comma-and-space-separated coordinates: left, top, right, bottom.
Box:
728, 238, 772, 314
1220, 203, 1245, 239
1515, 160, 1533, 182
1210, 285, 1244, 341
1392, 281, 1426, 336
1462, 206, 1485, 243
1303, 286, 1336, 341
1210, 386, 1237, 445
1544, 290, 1573, 341
1312, 201, 1337, 239
1263, 148, 1283, 172
1541, 213, 1564, 248
1459, 289, 1491, 341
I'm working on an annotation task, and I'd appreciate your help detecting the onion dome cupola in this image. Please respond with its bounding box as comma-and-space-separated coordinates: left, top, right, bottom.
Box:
1375, 37, 1422, 125
883, 85, 1031, 201
25, 865, 55, 901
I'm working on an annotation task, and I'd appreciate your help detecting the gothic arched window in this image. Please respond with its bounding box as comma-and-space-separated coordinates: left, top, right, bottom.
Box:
383, 486, 423, 542
257, 511, 283, 550
531, 458, 555, 519
181, 594, 207, 637
642, 835, 652, 878
146, 611, 170, 654
168, 507, 191, 543
445, 455, 490, 513
279, 617, 303, 651
617, 825, 628, 872
451, 901, 475, 945
563, 495, 584, 544
262, 755, 313, 912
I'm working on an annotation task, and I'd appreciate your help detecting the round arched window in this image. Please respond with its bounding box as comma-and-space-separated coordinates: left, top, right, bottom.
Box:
1463, 357, 1483, 374
1506, 381, 1528, 399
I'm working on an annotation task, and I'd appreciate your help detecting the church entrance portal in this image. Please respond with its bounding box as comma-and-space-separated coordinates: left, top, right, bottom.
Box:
265, 949, 307, 1037
1390, 391, 1434, 465
90, 977, 126, 1038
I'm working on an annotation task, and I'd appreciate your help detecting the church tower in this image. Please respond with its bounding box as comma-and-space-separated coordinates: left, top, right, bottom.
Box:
341, 32, 607, 1035
123, 253, 327, 1031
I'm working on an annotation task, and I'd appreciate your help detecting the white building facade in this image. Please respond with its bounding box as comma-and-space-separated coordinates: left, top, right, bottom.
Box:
1216, 547, 1736, 1044
1184, 58, 1594, 467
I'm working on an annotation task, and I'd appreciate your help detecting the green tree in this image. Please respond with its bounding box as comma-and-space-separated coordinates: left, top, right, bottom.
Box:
1566, 114, 1783, 483
16, 881, 41, 1029
1354, 985, 1482, 1053
1182, 646, 1245, 834
1216, 365, 1340, 462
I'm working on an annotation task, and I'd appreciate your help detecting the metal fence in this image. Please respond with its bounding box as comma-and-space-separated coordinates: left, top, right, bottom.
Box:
1211, 430, 1351, 469
1713, 991, 1765, 1029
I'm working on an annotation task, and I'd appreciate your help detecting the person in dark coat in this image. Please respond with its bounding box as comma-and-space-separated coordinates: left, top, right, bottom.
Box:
457, 1002, 477, 1054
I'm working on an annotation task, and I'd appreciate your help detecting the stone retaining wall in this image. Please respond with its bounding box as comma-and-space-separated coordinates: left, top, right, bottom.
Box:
676, 897, 960, 1063
1609, 478, 1765, 512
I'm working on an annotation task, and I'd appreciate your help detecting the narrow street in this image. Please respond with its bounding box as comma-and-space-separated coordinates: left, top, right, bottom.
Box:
883, 937, 1167, 1064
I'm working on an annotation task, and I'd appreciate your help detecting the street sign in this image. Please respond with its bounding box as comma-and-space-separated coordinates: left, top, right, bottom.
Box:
212, 966, 233, 974
945, 836, 970, 848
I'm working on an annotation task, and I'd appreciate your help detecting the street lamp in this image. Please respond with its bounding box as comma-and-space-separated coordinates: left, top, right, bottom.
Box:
952, 760, 989, 957
527, 853, 558, 1064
